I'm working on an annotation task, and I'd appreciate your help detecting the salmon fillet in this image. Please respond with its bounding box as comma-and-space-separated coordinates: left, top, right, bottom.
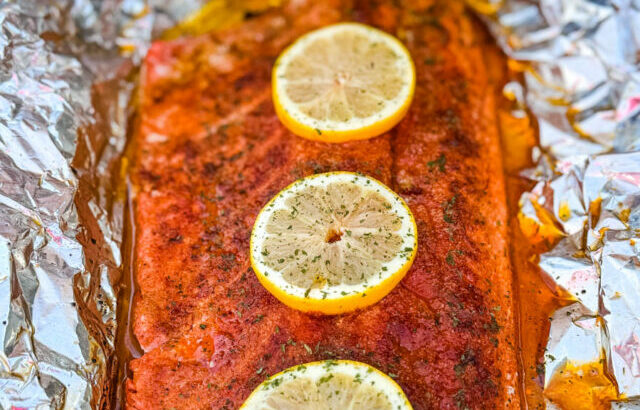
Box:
126, 0, 519, 408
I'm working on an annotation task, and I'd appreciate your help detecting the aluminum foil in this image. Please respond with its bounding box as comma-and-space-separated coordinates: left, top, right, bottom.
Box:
0, 0, 207, 408
479, 0, 640, 406
1, 0, 637, 408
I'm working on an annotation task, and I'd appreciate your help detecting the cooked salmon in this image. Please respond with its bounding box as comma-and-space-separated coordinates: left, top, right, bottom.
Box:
126, 0, 519, 408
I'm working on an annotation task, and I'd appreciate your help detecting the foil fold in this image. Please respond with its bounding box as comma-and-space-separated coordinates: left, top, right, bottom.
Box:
0, 0, 207, 408
2, 0, 638, 407
483, 0, 640, 405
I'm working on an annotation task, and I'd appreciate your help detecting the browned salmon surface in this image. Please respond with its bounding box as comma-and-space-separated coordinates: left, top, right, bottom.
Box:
126, 1, 519, 408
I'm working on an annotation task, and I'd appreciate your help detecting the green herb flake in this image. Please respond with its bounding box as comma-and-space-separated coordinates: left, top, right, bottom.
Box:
427, 154, 446, 172
446, 251, 455, 266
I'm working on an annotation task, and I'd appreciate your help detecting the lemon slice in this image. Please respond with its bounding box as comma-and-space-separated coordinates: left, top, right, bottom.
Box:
272, 22, 416, 143
240, 360, 413, 409
250, 172, 417, 314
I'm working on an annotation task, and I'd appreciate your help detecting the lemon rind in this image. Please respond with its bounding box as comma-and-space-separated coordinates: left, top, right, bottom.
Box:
272, 22, 416, 143
240, 359, 414, 409
249, 172, 418, 315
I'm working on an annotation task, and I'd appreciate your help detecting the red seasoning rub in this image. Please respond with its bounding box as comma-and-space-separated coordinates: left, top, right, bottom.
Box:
126, 0, 519, 408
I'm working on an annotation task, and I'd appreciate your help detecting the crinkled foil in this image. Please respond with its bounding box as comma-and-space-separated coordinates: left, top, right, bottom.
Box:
2, 0, 638, 408
0, 0, 207, 408
478, 0, 640, 405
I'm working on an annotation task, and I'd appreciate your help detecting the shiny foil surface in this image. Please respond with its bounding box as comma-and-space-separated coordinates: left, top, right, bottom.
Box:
1, 0, 638, 408
479, 0, 640, 407
0, 0, 206, 408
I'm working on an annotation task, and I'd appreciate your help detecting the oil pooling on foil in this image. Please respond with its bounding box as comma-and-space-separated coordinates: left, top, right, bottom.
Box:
0, 0, 208, 407
1, 0, 638, 408
477, 0, 640, 408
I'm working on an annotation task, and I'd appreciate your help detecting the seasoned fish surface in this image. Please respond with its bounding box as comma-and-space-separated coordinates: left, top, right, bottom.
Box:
127, 0, 519, 408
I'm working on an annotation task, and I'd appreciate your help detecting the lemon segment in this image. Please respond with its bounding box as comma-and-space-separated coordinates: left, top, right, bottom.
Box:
250, 172, 417, 315
240, 360, 413, 409
272, 23, 416, 143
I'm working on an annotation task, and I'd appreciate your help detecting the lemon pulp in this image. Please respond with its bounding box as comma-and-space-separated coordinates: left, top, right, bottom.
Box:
272, 23, 415, 142
250, 172, 417, 314
240, 360, 413, 409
